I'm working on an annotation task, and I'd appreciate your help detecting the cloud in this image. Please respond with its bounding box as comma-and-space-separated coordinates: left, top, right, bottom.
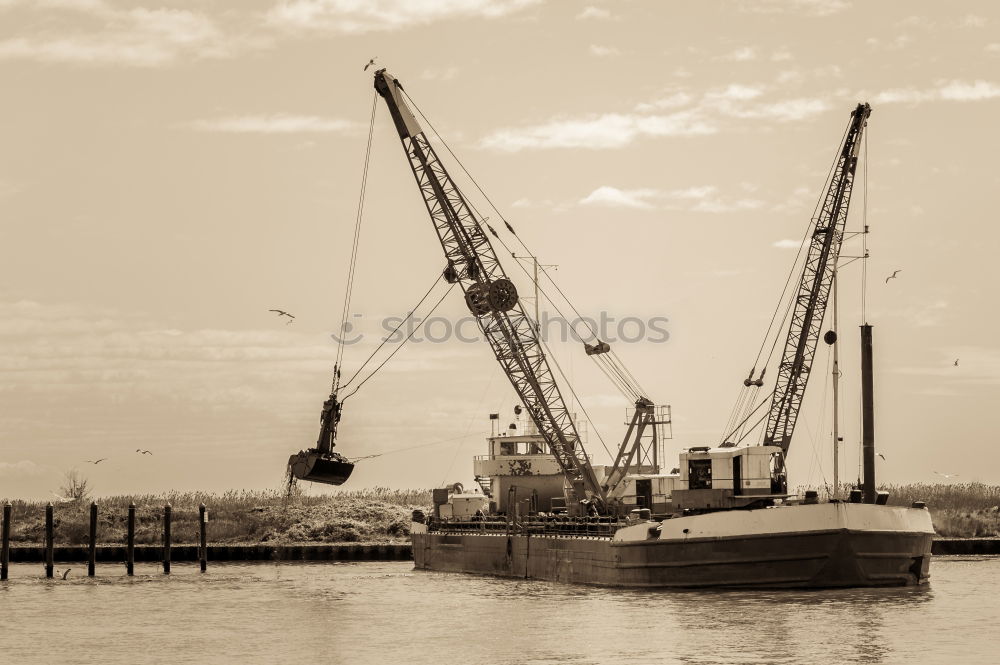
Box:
634, 92, 693, 112
939, 80, 1000, 101
576, 6, 612, 20
480, 111, 716, 151
874, 80, 1000, 105
721, 46, 757, 62
589, 44, 620, 57
772, 238, 802, 249
961, 14, 986, 28
0, 460, 46, 477
266, 0, 540, 33
737, 0, 850, 16
580, 186, 658, 209
479, 81, 833, 152
188, 114, 356, 134
579, 185, 762, 213
987, 43, 1000, 53
0, 2, 255, 67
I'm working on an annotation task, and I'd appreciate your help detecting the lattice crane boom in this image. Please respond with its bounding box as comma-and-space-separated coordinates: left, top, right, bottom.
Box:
373, 70, 607, 507
764, 103, 871, 456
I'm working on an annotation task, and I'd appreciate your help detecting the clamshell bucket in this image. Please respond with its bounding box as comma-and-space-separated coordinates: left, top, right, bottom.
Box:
288, 449, 355, 486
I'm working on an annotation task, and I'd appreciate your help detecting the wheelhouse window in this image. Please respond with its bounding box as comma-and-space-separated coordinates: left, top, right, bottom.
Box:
688, 459, 713, 490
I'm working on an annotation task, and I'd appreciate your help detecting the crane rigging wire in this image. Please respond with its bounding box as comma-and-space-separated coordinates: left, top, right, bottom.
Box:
341, 281, 456, 402
339, 272, 443, 390
722, 121, 853, 443
399, 88, 649, 404
334, 92, 379, 385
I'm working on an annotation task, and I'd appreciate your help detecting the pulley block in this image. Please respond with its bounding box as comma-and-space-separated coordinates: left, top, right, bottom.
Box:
465, 283, 492, 316
487, 278, 519, 312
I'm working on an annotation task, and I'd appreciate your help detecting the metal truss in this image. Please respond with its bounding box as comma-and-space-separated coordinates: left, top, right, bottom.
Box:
376, 72, 606, 504
765, 104, 871, 457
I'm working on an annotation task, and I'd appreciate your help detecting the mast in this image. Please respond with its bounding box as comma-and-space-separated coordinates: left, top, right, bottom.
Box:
861, 324, 876, 503
831, 270, 840, 495
373, 70, 607, 508
763, 103, 871, 467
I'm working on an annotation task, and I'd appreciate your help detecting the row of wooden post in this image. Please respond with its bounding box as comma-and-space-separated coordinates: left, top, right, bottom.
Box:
0, 501, 208, 579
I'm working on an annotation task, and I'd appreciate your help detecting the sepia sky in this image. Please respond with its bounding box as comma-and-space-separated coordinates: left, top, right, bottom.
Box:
2, 0, 999, 499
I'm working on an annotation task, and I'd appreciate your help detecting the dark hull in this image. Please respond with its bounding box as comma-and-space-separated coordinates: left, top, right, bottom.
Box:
412, 529, 933, 589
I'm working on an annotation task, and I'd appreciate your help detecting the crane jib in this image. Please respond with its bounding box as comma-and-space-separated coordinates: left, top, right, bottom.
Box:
764, 103, 871, 457
372, 69, 608, 506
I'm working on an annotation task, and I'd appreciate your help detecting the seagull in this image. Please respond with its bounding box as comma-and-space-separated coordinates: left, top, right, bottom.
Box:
269, 309, 295, 325
885, 270, 901, 284
877, 453, 886, 461
954, 359, 959, 367
934, 471, 959, 479
85, 458, 107, 464
136, 449, 153, 455
363, 57, 377, 72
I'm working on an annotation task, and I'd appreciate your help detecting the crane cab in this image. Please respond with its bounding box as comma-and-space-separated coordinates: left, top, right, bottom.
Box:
669, 445, 786, 512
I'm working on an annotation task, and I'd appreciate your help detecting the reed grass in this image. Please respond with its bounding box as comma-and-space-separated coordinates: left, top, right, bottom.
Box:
2, 488, 433, 546
795, 482, 1000, 538
4, 483, 998, 543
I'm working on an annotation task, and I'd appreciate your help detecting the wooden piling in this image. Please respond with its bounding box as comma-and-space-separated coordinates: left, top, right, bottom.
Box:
45, 503, 54, 578
1, 502, 11, 581
88, 502, 97, 577
126, 503, 135, 576
199, 503, 207, 573
162, 504, 171, 574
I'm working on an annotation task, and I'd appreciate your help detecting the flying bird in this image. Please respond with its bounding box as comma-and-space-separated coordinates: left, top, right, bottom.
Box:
136, 449, 153, 455
877, 453, 886, 461
954, 359, 959, 367
364, 57, 377, 71
269, 309, 295, 324
934, 471, 959, 479
85, 458, 107, 465
885, 270, 902, 284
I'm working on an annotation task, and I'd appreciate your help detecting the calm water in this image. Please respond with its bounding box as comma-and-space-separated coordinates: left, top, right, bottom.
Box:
1, 558, 997, 665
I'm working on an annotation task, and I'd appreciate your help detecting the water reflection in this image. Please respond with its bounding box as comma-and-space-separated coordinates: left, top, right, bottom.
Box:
0, 560, 989, 665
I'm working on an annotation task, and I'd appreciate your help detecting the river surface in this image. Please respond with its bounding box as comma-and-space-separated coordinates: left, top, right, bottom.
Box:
0, 557, 997, 665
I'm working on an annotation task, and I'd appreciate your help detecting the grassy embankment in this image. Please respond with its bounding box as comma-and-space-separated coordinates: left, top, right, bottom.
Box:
4, 483, 999, 544
2, 488, 431, 546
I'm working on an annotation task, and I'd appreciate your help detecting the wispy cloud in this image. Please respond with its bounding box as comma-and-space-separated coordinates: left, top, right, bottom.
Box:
737, 0, 850, 16
579, 185, 762, 213
580, 186, 658, 209
0, 1, 254, 67
772, 238, 802, 249
266, 0, 540, 33
480, 111, 715, 151
874, 80, 1000, 105
188, 114, 356, 134
961, 14, 987, 28
0, 460, 46, 477
720, 46, 757, 62
589, 44, 620, 57
480, 82, 830, 152
576, 6, 613, 20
